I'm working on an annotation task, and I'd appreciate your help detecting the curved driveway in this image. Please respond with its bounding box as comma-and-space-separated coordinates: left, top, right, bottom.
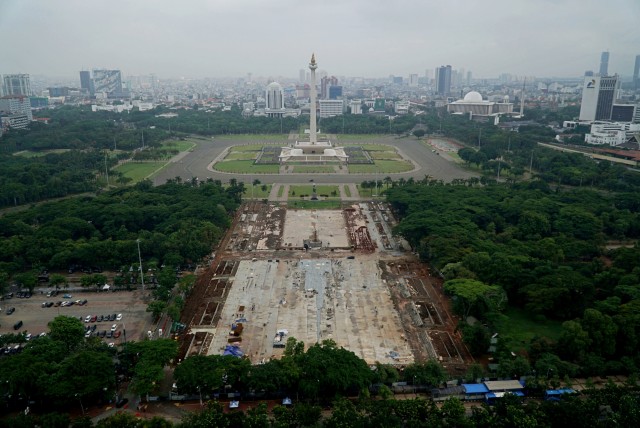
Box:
152, 136, 476, 185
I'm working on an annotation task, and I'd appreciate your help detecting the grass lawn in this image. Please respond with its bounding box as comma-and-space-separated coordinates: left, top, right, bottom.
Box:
288, 200, 342, 209
337, 135, 387, 141
343, 185, 351, 197
357, 143, 394, 151
289, 185, 340, 198
277, 185, 285, 198
231, 144, 268, 152
14, 149, 71, 158
242, 184, 272, 199
491, 307, 563, 351
219, 134, 288, 141
356, 184, 384, 198
224, 152, 258, 160
161, 140, 196, 152
292, 166, 336, 173
114, 161, 167, 182
369, 151, 401, 160
213, 160, 279, 174
348, 160, 413, 174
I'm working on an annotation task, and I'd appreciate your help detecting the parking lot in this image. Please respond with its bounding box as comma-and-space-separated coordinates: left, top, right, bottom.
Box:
0, 289, 154, 345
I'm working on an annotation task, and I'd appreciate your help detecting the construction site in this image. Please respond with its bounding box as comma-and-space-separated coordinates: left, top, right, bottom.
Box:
178, 201, 473, 372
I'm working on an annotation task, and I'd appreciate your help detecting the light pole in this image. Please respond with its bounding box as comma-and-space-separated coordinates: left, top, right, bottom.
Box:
136, 239, 145, 290
75, 393, 85, 415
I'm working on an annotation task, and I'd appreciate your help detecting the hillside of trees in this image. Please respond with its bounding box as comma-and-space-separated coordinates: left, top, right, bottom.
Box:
0, 180, 242, 282
387, 180, 640, 379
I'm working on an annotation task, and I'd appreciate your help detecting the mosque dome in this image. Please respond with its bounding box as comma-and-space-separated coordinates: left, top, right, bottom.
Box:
463, 91, 483, 102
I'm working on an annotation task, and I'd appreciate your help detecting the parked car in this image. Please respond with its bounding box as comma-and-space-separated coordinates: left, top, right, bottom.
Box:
106, 331, 113, 339
13, 320, 23, 330
97, 315, 104, 322
63, 294, 72, 299
85, 330, 92, 338
90, 315, 97, 323
6, 307, 15, 315
99, 330, 107, 338
116, 313, 123, 321
113, 331, 121, 339
111, 324, 117, 332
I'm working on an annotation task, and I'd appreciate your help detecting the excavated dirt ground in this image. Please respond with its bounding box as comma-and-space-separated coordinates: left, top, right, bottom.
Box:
178, 201, 473, 372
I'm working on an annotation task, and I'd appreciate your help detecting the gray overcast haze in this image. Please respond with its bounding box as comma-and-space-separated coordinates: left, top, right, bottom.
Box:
1, 0, 639, 79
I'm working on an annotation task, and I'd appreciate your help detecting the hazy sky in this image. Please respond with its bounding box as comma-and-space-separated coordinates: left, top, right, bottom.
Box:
1, 0, 639, 79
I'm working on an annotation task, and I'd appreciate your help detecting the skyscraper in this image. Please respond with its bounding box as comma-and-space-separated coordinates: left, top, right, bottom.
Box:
599, 51, 609, 76
633, 55, 640, 90
3, 74, 31, 96
92, 69, 123, 97
435, 65, 452, 96
579, 75, 620, 122
79, 70, 93, 95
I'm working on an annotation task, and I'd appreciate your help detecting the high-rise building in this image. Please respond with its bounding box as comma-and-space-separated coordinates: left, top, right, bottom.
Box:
3, 74, 31, 96
320, 76, 338, 100
0, 95, 33, 130
79, 70, 93, 94
579, 75, 620, 122
409, 74, 419, 87
328, 85, 342, 100
633, 55, 640, 90
435, 65, 452, 96
599, 51, 609, 76
299, 69, 306, 83
265, 82, 285, 117
92, 69, 123, 97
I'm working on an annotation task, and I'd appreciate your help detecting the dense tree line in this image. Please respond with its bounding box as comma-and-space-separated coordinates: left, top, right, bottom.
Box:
388, 180, 640, 378
320, 113, 418, 134
0, 181, 241, 282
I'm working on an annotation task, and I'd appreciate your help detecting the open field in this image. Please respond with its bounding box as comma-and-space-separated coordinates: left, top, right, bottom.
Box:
349, 160, 413, 174
370, 151, 401, 160
288, 185, 339, 198
243, 184, 272, 199
288, 200, 343, 209
219, 135, 289, 141
114, 161, 167, 182
491, 307, 563, 351
161, 140, 196, 152
336, 135, 388, 141
213, 160, 279, 174
0, 288, 155, 344
225, 152, 258, 160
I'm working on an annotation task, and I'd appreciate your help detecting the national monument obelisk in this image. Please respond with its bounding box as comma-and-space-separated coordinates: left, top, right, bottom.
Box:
309, 53, 318, 145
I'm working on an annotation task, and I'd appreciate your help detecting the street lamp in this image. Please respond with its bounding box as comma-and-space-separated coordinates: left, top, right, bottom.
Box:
75, 393, 85, 415
136, 239, 145, 290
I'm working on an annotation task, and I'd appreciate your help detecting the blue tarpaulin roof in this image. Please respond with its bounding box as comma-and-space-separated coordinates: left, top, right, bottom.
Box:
545, 388, 576, 396
463, 383, 490, 394
486, 391, 524, 399
223, 345, 244, 357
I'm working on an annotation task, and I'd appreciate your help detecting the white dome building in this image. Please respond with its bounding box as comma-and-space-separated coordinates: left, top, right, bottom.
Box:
265, 82, 285, 117
447, 91, 513, 123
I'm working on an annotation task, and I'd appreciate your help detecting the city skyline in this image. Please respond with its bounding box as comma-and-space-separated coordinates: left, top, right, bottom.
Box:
1, 0, 639, 79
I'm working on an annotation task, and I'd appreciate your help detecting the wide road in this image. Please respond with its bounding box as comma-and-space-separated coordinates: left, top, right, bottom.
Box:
152, 135, 476, 185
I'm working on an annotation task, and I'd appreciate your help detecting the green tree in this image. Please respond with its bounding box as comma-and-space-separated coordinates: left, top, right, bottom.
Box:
48, 315, 86, 351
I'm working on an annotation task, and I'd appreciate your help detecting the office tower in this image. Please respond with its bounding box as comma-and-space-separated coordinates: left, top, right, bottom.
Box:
328, 85, 342, 100
79, 70, 93, 94
409, 74, 419, 86
265, 82, 285, 117
435, 65, 452, 96
320, 76, 338, 100
92, 69, 123, 97
599, 51, 609, 75
634, 55, 640, 90
3, 74, 31, 96
579, 75, 620, 121
466, 71, 472, 85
